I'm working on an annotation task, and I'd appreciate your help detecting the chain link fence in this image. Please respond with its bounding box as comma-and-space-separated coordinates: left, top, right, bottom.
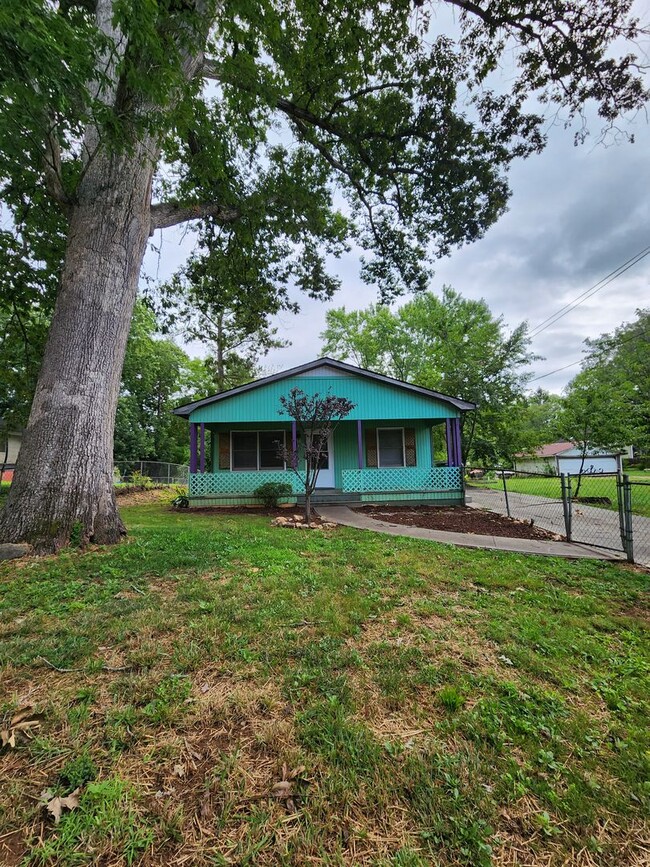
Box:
466, 468, 650, 566
113, 461, 189, 485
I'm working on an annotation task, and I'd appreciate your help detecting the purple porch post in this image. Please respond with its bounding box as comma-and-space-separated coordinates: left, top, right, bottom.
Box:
291, 421, 297, 468
357, 420, 363, 469
445, 418, 454, 466
454, 417, 463, 466
189, 422, 197, 474
199, 423, 205, 473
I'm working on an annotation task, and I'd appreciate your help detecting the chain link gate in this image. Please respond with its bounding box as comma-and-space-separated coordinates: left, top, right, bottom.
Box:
562, 472, 628, 557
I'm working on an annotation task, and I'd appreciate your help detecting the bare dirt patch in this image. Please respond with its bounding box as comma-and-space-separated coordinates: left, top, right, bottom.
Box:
354, 505, 564, 541
116, 487, 172, 506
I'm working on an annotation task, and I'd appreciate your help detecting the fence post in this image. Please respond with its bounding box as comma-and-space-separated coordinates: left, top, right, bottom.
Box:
560, 473, 572, 542
622, 474, 634, 563
501, 469, 511, 518
167, 463, 171, 485
616, 473, 626, 555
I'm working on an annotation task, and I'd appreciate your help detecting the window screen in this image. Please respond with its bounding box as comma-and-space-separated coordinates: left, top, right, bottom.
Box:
231, 432, 258, 470
259, 432, 285, 469
377, 429, 404, 467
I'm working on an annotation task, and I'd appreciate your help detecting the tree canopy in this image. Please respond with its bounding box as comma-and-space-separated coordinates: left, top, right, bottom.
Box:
321, 286, 537, 462
559, 309, 650, 455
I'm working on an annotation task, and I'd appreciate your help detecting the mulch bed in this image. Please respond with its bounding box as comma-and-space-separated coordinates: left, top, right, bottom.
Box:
354, 505, 564, 541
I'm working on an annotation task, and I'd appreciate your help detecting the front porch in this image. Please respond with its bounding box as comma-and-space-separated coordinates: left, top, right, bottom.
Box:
186, 418, 465, 507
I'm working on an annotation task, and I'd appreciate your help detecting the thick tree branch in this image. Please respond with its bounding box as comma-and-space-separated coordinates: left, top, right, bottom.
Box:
150, 201, 240, 232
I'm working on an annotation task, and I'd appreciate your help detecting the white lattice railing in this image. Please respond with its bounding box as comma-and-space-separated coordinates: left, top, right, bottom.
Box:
341, 466, 462, 493
189, 471, 303, 497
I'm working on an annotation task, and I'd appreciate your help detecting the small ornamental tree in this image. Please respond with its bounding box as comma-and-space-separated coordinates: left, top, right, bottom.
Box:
278, 388, 355, 524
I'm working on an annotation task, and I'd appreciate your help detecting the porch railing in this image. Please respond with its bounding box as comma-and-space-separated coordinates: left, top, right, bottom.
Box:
189, 466, 463, 497
341, 466, 463, 493
189, 471, 303, 497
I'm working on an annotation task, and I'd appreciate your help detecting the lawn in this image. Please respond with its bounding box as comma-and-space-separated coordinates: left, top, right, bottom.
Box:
1, 494, 648, 866
470, 473, 650, 518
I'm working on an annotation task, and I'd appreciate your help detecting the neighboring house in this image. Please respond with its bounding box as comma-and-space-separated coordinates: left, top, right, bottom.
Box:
0, 422, 23, 482
173, 357, 475, 507
514, 441, 624, 475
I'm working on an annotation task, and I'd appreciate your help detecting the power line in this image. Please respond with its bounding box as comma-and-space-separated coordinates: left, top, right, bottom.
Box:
528, 244, 650, 339
528, 327, 649, 384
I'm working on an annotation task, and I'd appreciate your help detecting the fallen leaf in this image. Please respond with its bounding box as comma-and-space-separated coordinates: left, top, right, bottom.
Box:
172, 763, 186, 778
271, 780, 292, 799
45, 787, 81, 824
1, 730, 16, 748
10, 706, 36, 726
1, 707, 41, 749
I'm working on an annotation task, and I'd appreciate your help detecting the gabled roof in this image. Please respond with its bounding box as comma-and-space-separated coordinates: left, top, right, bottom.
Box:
173, 357, 476, 418
516, 441, 573, 459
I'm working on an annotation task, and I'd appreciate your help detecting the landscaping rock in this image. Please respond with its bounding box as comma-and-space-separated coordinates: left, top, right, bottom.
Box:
0, 543, 32, 561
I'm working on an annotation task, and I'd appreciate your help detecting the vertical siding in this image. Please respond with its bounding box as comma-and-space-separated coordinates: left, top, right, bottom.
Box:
190, 375, 461, 423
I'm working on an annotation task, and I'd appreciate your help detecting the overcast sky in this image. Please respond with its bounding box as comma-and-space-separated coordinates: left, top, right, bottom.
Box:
143, 9, 650, 397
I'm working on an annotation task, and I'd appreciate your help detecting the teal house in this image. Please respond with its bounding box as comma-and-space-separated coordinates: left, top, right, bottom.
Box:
173, 358, 475, 507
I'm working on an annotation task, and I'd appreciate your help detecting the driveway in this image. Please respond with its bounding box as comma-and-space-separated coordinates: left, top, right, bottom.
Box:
468, 486, 650, 567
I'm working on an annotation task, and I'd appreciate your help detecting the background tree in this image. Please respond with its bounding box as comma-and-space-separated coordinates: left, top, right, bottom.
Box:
0, 0, 646, 550
115, 302, 217, 464
555, 310, 650, 491
157, 231, 291, 392
278, 388, 355, 523
321, 287, 537, 462
564, 310, 650, 454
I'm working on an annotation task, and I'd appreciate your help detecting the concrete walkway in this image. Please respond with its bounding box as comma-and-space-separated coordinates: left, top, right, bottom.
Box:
317, 506, 612, 560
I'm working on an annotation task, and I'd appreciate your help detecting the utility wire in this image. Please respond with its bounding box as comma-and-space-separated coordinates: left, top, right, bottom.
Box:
528, 327, 649, 384
528, 244, 650, 339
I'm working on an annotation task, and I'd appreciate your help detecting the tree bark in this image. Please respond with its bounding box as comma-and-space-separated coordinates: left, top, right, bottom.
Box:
0, 139, 157, 552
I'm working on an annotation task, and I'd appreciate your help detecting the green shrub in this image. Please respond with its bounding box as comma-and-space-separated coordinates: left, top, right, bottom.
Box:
170, 486, 189, 508
130, 470, 152, 489
254, 481, 293, 509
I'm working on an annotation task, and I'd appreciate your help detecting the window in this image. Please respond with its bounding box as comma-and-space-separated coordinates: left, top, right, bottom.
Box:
259, 432, 285, 469
377, 428, 405, 467
231, 431, 285, 470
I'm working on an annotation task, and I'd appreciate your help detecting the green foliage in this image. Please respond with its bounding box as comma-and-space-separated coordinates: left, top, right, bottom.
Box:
560, 309, 650, 454
170, 487, 190, 509
57, 754, 98, 791
25, 779, 154, 866
115, 301, 217, 463
1, 0, 646, 316
437, 684, 466, 711
128, 470, 152, 490
321, 287, 537, 462
254, 481, 293, 509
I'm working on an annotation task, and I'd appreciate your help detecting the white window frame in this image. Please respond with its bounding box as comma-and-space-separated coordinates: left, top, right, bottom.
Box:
230, 430, 286, 471
376, 427, 406, 468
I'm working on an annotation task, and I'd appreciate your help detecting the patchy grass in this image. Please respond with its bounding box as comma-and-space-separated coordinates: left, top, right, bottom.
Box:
0, 502, 648, 866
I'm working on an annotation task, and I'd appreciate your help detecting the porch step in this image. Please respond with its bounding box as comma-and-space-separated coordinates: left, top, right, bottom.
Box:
297, 491, 362, 505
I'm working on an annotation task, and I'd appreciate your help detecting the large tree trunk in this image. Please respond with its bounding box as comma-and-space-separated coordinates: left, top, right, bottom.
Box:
0, 141, 156, 553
